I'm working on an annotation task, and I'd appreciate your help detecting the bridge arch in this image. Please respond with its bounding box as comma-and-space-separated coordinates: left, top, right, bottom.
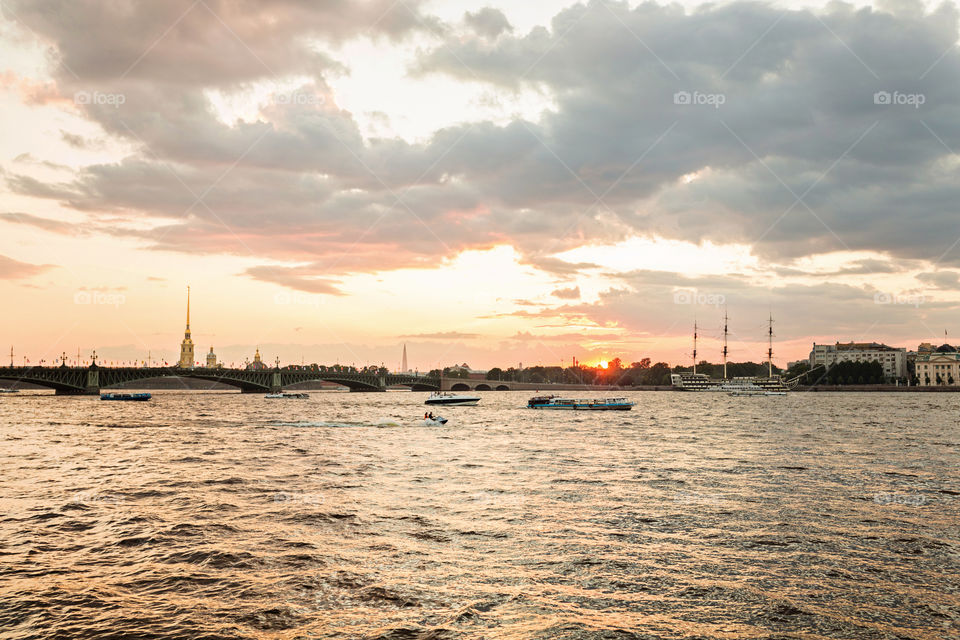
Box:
475, 383, 492, 391
450, 383, 471, 391
0, 374, 85, 395
495, 385, 510, 391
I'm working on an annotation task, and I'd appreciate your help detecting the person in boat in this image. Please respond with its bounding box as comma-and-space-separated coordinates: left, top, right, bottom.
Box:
428, 412, 434, 420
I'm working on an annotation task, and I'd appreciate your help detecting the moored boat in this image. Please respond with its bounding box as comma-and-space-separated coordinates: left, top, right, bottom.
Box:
527, 395, 635, 410
100, 393, 151, 401
0, 388, 19, 394
425, 392, 479, 406
265, 392, 309, 399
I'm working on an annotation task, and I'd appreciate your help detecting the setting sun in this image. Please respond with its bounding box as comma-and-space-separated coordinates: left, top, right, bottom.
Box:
599, 360, 609, 369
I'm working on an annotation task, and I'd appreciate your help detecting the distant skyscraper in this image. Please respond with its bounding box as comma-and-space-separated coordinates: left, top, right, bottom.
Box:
401, 344, 408, 372
178, 286, 195, 368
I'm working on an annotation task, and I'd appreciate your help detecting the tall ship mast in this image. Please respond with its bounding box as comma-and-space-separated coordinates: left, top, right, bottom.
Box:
767, 312, 774, 379
670, 311, 791, 393
692, 320, 698, 375
722, 310, 729, 380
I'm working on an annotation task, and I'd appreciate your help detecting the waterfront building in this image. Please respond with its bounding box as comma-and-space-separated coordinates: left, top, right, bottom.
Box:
178, 286, 195, 369
246, 348, 268, 371
206, 347, 217, 368
915, 345, 960, 385
809, 342, 907, 380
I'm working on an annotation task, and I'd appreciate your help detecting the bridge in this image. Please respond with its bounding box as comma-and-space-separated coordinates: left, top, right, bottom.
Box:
0, 365, 441, 395
0, 365, 627, 395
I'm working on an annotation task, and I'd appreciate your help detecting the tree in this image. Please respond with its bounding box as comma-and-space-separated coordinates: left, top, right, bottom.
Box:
486, 367, 503, 381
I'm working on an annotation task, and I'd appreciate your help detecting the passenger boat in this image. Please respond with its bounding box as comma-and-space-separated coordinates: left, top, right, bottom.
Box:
425, 392, 479, 406
265, 392, 309, 399
527, 395, 635, 410
100, 393, 151, 401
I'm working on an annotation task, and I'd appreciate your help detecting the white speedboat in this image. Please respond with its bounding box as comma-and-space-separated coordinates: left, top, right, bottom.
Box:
265, 392, 309, 399
423, 415, 448, 426
425, 392, 479, 406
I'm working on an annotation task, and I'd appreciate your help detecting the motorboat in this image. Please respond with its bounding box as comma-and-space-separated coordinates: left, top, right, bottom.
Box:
423, 415, 448, 426
425, 392, 479, 406
0, 388, 19, 394
527, 395, 635, 410
265, 392, 309, 399
100, 393, 151, 401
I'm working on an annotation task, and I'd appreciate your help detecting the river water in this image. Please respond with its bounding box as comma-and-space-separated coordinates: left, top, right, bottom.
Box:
0, 390, 958, 639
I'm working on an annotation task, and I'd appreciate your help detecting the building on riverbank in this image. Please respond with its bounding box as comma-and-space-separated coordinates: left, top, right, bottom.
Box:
914, 346, 960, 386
809, 342, 907, 380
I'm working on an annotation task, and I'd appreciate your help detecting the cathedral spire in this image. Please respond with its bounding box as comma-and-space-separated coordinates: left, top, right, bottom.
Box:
178, 285, 195, 368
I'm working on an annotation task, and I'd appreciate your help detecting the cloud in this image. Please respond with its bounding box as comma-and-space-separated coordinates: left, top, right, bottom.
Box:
551, 285, 581, 299
917, 270, 960, 288
398, 331, 481, 340
0, 254, 54, 279
0, 212, 78, 234
244, 265, 344, 295
7, 0, 960, 305
464, 8, 513, 39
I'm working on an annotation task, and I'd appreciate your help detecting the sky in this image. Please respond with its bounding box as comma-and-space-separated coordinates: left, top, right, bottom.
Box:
1, 0, 960, 371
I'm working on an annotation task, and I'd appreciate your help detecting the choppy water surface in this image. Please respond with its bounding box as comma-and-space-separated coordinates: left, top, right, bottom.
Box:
1, 390, 958, 639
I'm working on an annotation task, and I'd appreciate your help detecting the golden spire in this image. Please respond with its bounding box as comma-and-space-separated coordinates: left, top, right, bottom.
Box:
184, 285, 191, 339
